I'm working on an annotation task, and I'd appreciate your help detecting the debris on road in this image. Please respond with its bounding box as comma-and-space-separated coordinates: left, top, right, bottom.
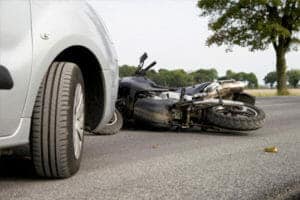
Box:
264, 146, 278, 153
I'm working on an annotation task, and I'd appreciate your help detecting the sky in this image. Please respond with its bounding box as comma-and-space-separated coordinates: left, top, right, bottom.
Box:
90, 0, 299, 84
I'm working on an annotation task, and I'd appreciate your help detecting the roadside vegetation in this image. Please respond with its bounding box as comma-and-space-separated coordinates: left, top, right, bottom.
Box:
264, 69, 300, 89
120, 65, 259, 88
120, 66, 300, 92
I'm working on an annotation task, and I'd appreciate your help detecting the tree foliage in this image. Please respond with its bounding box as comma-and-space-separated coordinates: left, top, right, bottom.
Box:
287, 69, 300, 88
197, 0, 300, 51
151, 69, 193, 87
197, 0, 300, 95
119, 65, 137, 77
264, 71, 277, 88
190, 68, 218, 83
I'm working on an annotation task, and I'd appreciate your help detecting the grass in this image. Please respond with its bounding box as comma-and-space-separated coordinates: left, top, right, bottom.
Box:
245, 89, 300, 97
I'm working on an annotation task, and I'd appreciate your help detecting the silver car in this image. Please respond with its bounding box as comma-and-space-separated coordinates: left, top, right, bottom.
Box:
0, 0, 119, 178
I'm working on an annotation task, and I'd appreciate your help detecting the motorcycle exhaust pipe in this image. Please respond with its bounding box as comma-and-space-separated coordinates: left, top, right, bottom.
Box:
193, 99, 245, 106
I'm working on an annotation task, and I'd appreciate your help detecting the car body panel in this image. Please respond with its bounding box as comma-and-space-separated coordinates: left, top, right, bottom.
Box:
0, 118, 31, 149
0, 0, 118, 148
0, 0, 32, 137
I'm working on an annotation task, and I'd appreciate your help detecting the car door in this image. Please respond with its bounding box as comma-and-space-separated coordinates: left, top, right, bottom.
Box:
0, 0, 32, 137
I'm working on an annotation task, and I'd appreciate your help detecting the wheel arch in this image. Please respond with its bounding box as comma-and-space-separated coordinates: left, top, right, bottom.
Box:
54, 46, 106, 130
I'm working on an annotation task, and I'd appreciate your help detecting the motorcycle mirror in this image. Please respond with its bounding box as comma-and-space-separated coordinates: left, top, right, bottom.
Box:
139, 53, 148, 64
0, 65, 14, 90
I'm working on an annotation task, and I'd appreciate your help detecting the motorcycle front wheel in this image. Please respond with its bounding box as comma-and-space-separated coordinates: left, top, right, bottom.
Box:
206, 104, 265, 131
93, 109, 123, 135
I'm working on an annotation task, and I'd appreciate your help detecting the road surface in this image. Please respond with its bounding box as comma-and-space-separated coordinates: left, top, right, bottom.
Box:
0, 96, 299, 200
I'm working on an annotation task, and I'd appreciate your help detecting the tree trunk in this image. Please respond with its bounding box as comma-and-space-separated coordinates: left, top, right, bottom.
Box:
275, 48, 289, 95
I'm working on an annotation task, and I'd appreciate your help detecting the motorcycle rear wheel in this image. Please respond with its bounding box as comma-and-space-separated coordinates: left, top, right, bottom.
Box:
207, 104, 265, 131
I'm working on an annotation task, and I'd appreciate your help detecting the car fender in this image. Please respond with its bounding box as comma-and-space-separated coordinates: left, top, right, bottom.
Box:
23, 1, 118, 124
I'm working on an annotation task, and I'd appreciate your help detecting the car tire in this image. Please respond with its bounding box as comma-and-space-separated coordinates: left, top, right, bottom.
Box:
31, 62, 85, 178
93, 109, 123, 135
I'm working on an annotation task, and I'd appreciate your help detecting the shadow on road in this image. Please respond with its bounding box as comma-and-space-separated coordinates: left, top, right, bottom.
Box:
109, 127, 252, 137
0, 156, 38, 180
180, 128, 251, 136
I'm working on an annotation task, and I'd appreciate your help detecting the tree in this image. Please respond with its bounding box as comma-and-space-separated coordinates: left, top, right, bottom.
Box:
119, 65, 137, 77
264, 71, 277, 88
154, 69, 192, 87
197, 0, 300, 95
246, 73, 259, 89
287, 69, 300, 88
190, 68, 218, 83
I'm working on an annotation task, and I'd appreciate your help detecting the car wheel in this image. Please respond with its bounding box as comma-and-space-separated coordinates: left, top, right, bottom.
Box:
93, 109, 123, 135
31, 62, 85, 178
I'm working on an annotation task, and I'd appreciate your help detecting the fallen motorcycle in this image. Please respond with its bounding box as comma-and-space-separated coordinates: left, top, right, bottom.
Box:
117, 53, 266, 131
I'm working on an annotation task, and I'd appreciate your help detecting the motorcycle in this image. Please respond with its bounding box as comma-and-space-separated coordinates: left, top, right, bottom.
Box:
117, 53, 265, 131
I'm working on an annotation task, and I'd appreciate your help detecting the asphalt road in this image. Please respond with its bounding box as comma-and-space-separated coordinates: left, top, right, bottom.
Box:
0, 96, 299, 200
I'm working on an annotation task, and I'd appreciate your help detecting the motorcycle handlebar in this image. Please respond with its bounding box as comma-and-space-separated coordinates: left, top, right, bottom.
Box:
135, 53, 157, 76
144, 61, 157, 72
138, 61, 157, 76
